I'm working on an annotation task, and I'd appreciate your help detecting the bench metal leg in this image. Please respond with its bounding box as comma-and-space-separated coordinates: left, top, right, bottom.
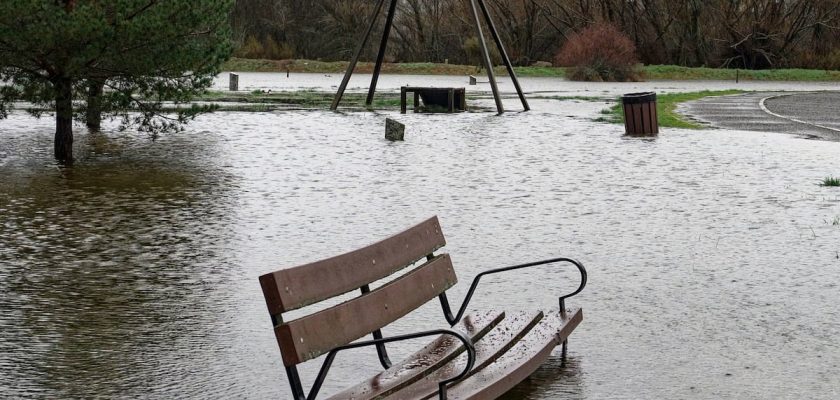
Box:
560, 297, 569, 366
331, 0, 387, 111
476, 0, 529, 111
414, 92, 420, 113
371, 329, 393, 369
561, 340, 568, 365
366, 0, 398, 107
361, 285, 393, 369
401, 87, 407, 114
468, 0, 503, 114
285, 366, 306, 400
448, 89, 455, 113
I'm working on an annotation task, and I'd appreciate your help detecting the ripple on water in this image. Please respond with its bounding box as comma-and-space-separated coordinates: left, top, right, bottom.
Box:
1, 99, 840, 399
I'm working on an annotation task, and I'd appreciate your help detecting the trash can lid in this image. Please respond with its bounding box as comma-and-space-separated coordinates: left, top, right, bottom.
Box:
622, 92, 656, 104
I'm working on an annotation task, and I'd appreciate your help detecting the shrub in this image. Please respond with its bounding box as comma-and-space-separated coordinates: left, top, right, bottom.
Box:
555, 23, 641, 82
235, 35, 294, 60
234, 35, 264, 59
463, 37, 501, 67
795, 49, 840, 71
262, 37, 294, 60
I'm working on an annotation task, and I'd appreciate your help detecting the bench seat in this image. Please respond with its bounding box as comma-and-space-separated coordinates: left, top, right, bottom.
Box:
328, 308, 582, 400
326, 310, 505, 399
440, 309, 582, 400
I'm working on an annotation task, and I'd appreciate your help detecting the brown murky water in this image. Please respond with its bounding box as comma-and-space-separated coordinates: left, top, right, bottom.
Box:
2, 83, 840, 399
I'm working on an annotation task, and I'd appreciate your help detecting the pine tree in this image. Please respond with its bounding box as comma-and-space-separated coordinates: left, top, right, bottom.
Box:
0, 0, 233, 164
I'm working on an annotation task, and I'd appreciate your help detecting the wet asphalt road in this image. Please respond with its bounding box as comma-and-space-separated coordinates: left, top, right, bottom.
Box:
681, 91, 840, 141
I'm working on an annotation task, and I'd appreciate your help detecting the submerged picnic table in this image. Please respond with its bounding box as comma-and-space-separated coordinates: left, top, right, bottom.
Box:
401, 86, 467, 113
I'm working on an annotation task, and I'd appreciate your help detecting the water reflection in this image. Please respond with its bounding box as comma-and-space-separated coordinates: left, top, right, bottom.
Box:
499, 356, 584, 400
0, 125, 242, 398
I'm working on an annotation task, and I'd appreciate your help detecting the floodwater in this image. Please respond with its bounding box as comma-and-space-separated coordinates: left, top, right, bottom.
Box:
211, 71, 840, 98
2, 75, 840, 399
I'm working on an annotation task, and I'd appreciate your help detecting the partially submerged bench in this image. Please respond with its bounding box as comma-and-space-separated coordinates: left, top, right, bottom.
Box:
259, 216, 587, 399
401, 86, 467, 113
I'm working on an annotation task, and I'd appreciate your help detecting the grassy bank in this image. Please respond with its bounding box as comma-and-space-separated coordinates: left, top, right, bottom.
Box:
600, 90, 743, 129
223, 58, 500, 76
222, 57, 565, 77
642, 65, 840, 81
223, 57, 840, 81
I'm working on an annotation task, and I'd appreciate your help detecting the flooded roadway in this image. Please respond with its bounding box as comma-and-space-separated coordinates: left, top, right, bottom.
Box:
1, 76, 840, 399
682, 92, 840, 141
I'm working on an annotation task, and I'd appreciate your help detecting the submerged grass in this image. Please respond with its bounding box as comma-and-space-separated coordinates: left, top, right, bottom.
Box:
223, 58, 840, 81
200, 88, 744, 121
198, 90, 402, 110
530, 95, 603, 101
603, 90, 744, 129
821, 176, 840, 187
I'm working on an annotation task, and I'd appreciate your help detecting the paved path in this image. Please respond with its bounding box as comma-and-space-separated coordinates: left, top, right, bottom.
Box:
680, 91, 840, 141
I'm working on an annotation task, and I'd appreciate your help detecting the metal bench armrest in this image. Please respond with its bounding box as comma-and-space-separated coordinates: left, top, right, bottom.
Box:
439, 257, 587, 326
305, 329, 475, 400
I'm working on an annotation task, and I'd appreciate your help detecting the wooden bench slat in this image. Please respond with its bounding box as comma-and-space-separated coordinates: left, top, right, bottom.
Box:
275, 254, 458, 366
259, 216, 445, 315
394, 310, 545, 400
325, 310, 505, 400
441, 308, 583, 400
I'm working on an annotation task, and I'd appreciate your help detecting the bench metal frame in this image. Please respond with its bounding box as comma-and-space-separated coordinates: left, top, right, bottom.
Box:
330, 0, 530, 114
292, 326, 475, 400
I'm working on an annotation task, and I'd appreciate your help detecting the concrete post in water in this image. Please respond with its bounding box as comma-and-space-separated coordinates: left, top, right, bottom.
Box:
469, 75, 477, 85
385, 118, 405, 141
229, 73, 239, 91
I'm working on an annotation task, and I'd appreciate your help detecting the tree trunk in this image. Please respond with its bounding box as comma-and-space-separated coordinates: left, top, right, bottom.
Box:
86, 79, 105, 132
54, 78, 74, 164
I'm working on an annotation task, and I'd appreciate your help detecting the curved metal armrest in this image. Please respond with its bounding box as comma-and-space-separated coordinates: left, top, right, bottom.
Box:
307, 329, 475, 400
441, 257, 587, 325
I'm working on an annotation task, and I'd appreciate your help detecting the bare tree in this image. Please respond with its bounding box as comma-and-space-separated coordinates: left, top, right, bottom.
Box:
230, 0, 840, 68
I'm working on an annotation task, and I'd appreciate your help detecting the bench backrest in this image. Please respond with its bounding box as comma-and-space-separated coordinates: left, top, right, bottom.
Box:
259, 216, 457, 366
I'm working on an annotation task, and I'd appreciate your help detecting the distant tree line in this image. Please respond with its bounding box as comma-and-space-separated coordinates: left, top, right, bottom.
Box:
231, 0, 840, 69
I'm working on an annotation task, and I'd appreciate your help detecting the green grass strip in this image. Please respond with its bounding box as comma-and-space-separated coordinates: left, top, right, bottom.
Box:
644, 65, 840, 81
601, 90, 744, 129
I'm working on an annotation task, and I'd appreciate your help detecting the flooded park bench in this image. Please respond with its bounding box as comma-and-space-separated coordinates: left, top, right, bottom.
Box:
259, 216, 587, 399
401, 87, 467, 113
